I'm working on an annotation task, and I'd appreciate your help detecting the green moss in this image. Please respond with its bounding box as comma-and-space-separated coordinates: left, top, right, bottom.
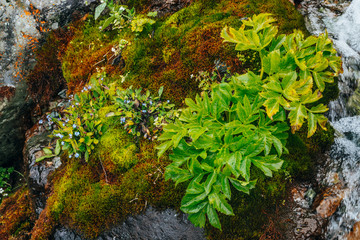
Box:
45, 136, 185, 239
56, 1, 324, 238
96, 126, 138, 173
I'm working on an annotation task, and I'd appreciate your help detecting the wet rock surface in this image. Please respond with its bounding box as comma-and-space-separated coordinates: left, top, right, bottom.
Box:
52, 207, 205, 240
0, 0, 95, 167
24, 125, 62, 216
0, 82, 33, 167
150, 0, 191, 17
314, 184, 346, 219
283, 183, 325, 240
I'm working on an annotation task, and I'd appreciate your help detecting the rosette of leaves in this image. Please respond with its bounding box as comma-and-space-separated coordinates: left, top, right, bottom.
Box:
43, 76, 110, 162
113, 86, 177, 140
157, 80, 289, 230
221, 13, 342, 137
95, 1, 157, 33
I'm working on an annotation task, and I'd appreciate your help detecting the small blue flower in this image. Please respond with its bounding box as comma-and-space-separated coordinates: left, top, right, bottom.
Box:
75, 153, 80, 158
69, 134, 72, 138
83, 87, 87, 91
61, 141, 65, 146
142, 110, 146, 113
120, 117, 126, 123
149, 100, 153, 105
101, 77, 104, 81
167, 100, 170, 103
76, 102, 79, 105
65, 118, 69, 122
72, 124, 77, 128
75, 131, 80, 136
88, 86, 92, 89
39, 119, 43, 124
62, 123, 66, 126
69, 154, 72, 158
81, 90, 84, 92
142, 103, 146, 107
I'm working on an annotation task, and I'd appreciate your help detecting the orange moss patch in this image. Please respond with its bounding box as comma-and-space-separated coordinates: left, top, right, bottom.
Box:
30, 205, 56, 240
0, 187, 35, 240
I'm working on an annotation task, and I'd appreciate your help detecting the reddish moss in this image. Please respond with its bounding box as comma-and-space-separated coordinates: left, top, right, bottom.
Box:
0, 187, 35, 240
0, 86, 16, 101
30, 206, 56, 240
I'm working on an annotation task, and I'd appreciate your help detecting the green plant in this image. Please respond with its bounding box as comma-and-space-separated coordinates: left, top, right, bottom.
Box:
157, 13, 342, 230
0, 167, 14, 202
37, 74, 113, 162
221, 13, 342, 136
113, 86, 178, 140
95, 1, 157, 34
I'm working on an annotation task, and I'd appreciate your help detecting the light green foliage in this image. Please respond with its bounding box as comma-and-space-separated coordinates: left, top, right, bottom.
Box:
113, 86, 178, 140
157, 81, 289, 229
0, 167, 13, 202
221, 13, 342, 137
157, 13, 342, 230
95, 1, 156, 33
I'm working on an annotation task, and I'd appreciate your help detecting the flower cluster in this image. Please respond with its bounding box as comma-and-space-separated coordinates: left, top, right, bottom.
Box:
113, 86, 178, 140
50, 74, 111, 162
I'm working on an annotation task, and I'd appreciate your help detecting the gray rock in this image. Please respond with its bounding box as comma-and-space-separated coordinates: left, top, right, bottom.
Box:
0, 0, 95, 167
24, 130, 62, 216
53, 206, 205, 240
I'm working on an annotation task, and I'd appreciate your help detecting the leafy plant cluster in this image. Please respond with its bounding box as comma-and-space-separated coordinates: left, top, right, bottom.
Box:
95, 1, 157, 34
221, 13, 342, 136
38, 74, 112, 162
157, 13, 342, 230
113, 86, 178, 140
37, 73, 177, 162
0, 167, 14, 202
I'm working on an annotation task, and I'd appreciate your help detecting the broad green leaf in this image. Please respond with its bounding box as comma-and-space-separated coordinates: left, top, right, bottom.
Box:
188, 210, 206, 228
158, 86, 164, 97
307, 112, 328, 137
227, 152, 241, 178
239, 157, 251, 182
156, 140, 173, 158
207, 204, 222, 230
182, 192, 208, 208
181, 201, 208, 214
147, 11, 157, 17
312, 71, 325, 92
309, 104, 328, 113
55, 140, 61, 155
229, 178, 256, 194
95, 2, 107, 20
205, 172, 217, 195
36, 154, 55, 163
220, 175, 231, 199
287, 102, 307, 133
209, 192, 234, 215
43, 148, 53, 155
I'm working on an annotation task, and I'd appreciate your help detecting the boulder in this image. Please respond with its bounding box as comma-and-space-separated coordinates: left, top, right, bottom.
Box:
52, 207, 205, 240
0, 0, 95, 167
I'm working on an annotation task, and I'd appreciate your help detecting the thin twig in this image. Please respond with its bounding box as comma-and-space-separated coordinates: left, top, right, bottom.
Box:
99, 158, 108, 183
93, 59, 106, 67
